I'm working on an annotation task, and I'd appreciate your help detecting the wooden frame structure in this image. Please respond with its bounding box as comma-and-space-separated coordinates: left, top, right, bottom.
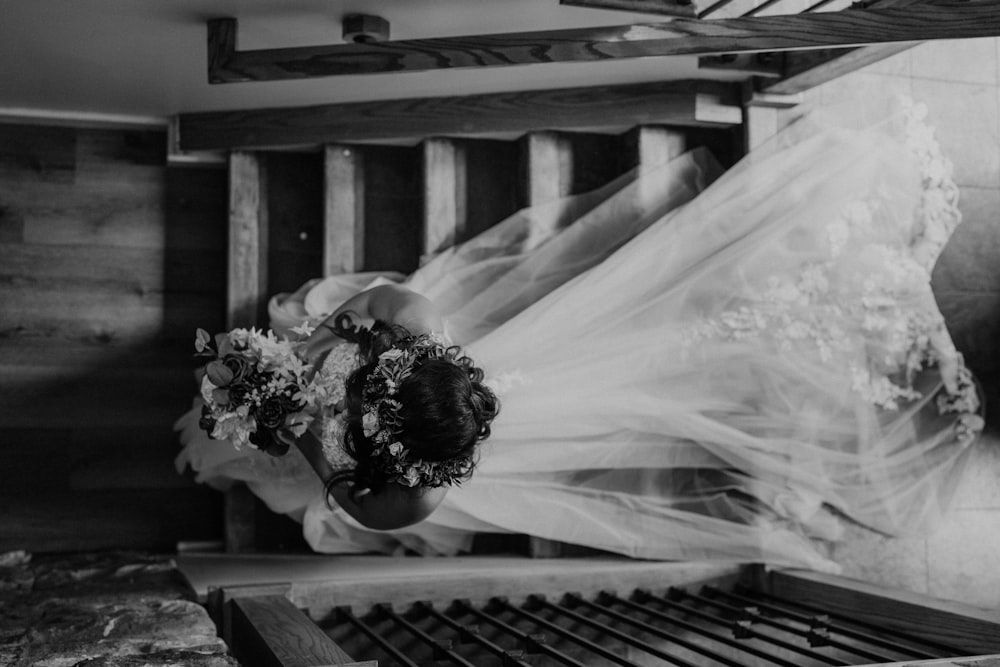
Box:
200, 560, 1000, 667
204, 2, 1000, 83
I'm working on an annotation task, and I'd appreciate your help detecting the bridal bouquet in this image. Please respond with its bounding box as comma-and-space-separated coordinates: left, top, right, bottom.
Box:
194, 326, 323, 456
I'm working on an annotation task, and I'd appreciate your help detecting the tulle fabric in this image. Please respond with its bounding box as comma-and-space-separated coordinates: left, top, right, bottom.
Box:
177, 101, 982, 571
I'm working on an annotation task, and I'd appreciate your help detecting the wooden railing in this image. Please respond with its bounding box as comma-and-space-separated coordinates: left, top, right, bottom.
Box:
203, 561, 1000, 667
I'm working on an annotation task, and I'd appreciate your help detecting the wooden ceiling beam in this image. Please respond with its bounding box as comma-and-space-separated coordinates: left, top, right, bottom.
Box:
177, 80, 741, 152
207, 1, 1000, 83
559, 0, 696, 19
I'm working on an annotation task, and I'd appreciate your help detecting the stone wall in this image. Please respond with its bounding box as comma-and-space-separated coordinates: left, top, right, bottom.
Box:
0, 550, 238, 667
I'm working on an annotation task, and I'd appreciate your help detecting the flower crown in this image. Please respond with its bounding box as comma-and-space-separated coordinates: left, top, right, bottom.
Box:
361, 333, 475, 488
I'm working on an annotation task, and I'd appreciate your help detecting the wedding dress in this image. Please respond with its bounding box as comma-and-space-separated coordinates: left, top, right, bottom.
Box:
176, 99, 984, 572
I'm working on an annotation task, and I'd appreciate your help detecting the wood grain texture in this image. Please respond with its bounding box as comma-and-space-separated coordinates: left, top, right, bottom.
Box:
227, 152, 268, 328
205, 2, 1000, 83
422, 137, 467, 258
520, 131, 573, 207
229, 595, 371, 667
560, 0, 696, 18
324, 145, 365, 275
762, 42, 919, 94
178, 80, 739, 151
767, 569, 1000, 656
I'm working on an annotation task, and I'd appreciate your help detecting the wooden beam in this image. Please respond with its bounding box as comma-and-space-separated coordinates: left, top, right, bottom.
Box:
178, 80, 740, 152
761, 42, 920, 95
228, 595, 376, 667
559, 0, 696, 19
323, 145, 365, 275
629, 125, 686, 170
227, 151, 268, 329
520, 131, 573, 206
422, 138, 467, 258
225, 152, 267, 554
206, 3, 1000, 83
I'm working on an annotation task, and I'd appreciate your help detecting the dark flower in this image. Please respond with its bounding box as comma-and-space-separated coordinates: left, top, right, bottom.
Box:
257, 397, 286, 430
221, 353, 253, 384
198, 405, 216, 437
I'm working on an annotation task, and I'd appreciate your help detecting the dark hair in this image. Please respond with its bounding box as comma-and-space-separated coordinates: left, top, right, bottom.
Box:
323, 314, 499, 501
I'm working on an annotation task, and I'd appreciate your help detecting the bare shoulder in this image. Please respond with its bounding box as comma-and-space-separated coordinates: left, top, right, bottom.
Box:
341, 481, 447, 531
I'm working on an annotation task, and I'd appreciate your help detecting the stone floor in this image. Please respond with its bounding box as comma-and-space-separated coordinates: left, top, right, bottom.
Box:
0, 550, 237, 667
793, 38, 1000, 612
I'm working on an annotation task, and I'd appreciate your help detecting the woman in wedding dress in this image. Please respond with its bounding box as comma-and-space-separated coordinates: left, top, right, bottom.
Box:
176, 99, 984, 573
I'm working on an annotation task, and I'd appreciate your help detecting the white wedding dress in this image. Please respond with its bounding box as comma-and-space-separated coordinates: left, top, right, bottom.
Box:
176, 100, 984, 572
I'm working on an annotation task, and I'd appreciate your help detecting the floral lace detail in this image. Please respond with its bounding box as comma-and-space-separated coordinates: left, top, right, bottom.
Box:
681, 98, 982, 444
316, 343, 361, 470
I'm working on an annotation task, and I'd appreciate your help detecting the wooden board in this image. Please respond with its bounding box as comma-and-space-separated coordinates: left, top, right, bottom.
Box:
204, 3, 1000, 83
178, 80, 740, 151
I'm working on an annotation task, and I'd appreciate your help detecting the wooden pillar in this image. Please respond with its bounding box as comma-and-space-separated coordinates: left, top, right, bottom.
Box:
227, 151, 268, 328
625, 125, 687, 171
323, 145, 365, 275
422, 137, 467, 260
520, 131, 573, 206
225, 150, 269, 553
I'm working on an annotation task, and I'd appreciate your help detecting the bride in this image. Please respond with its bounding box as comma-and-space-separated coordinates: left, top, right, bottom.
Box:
176, 98, 984, 573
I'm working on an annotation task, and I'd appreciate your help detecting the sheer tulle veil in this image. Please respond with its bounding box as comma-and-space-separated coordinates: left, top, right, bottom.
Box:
178, 97, 983, 572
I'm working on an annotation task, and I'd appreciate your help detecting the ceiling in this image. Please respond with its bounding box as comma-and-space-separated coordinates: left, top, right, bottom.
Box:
1, 0, 749, 125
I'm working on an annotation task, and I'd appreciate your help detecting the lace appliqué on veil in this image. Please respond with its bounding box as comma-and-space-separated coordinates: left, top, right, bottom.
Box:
681, 98, 982, 444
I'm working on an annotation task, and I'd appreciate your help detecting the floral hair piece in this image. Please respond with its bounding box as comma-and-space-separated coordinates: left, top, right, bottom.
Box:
361, 333, 474, 488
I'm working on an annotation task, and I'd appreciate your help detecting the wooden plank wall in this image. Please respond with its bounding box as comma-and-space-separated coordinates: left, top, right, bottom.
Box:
0, 122, 226, 553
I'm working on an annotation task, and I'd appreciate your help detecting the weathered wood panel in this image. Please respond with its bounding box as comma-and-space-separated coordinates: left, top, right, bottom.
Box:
0, 122, 228, 553
264, 152, 323, 295
362, 145, 422, 273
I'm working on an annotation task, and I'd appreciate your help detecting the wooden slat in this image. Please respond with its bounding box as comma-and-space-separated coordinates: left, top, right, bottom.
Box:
178, 80, 740, 151
765, 569, 1000, 656
227, 151, 267, 328
761, 42, 920, 95
422, 138, 467, 259
205, 3, 1000, 83
560, 0, 697, 18
520, 131, 573, 206
629, 125, 686, 170
323, 145, 365, 275
228, 595, 375, 667
225, 151, 268, 554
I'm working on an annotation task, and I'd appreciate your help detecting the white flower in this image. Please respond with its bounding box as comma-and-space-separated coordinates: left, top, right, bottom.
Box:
290, 322, 316, 338
362, 410, 380, 437
388, 442, 404, 456
379, 348, 405, 363
402, 466, 421, 487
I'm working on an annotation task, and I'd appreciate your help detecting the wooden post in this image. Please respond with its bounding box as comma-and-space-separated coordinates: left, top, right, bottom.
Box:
227, 151, 268, 329
520, 131, 573, 207
323, 145, 365, 275
422, 137, 467, 260
228, 595, 376, 667
628, 125, 686, 170
225, 151, 268, 553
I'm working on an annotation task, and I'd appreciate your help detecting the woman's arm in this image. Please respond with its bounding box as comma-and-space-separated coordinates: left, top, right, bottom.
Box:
293, 428, 446, 530
301, 284, 443, 362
